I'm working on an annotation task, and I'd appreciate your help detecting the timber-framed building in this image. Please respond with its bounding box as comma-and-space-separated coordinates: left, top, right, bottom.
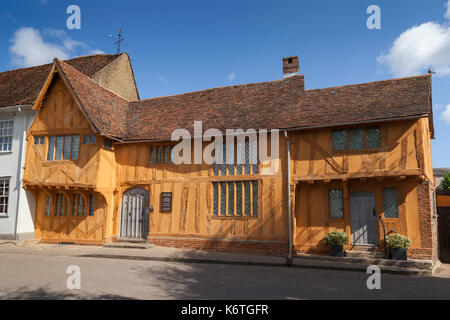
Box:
23, 56, 438, 262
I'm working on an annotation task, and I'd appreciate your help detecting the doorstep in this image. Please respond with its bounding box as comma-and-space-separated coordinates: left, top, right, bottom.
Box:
292, 253, 434, 277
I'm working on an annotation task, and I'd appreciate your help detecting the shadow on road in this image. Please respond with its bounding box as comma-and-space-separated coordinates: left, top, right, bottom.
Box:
1, 286, 134, 300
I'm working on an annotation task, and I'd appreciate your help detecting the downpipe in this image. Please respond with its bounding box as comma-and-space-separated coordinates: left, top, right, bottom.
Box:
284, 131, 293, 266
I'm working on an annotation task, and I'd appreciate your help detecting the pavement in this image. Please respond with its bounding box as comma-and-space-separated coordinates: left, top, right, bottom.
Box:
1, 242, 450, 299
0, 240, 441, 276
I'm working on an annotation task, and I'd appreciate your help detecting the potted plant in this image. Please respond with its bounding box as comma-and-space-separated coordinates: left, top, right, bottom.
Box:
385, 234, 412, 261
324, 231, 348, 257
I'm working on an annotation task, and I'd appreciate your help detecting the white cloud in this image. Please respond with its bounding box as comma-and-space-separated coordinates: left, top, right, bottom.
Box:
90, 49, 105, 55
378, 1, 450, 77
441, 105, 450, 124
9, 27, 104, 68
155, 72, 168, 83
227, 73, 236, 82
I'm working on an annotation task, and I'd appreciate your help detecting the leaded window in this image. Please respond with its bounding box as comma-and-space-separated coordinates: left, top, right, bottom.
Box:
366, 127, 381, 148
213, 182, 219, 215
73, 194, 86, 217
0, 120, 13, 152
244, 140, 250, 175
47, 135, 79, 161
150, 145, 172, 165
349, 128, 364, 150
63, 136, 72, 160
220, 182, 226, 216
0, 178, 9, 215
47, 136, 55, 161
228, 182, 234, 215
71, 135, 80, 159
82, 135, 96, 145
333, 130, 347, 151
55, 193, 68, 216
45, 195, 51, 217
212, 181, 258, 217
252, 139, 258, 174
334, 127, 381, 151
236, 140, 243, 175
34, 136, 45, 145
329, 189, 344, 218
383, 188, 399, 218
236, 182, 242, 216
252, 181, 258, 216
220, 143, 227, 176
244, 181, 251, 216
89, 195, 95, 216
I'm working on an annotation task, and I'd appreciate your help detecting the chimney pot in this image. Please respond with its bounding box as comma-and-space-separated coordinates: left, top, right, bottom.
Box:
283, 56, 300, 78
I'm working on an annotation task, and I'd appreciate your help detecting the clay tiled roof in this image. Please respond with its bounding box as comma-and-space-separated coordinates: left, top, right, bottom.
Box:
286, 74, 433, 130
0, 54, 121, 108
48, 59, 433, 142
55, 59, 129, 138
126, 76, 305, 141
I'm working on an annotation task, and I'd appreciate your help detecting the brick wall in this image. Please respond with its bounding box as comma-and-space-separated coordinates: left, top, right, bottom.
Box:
147, 237, 289, 256
412, 180, 439, 261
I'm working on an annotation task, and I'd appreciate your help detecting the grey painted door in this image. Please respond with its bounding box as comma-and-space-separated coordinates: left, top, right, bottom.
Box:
119, 188, 150, 239
350, 191, 378, 245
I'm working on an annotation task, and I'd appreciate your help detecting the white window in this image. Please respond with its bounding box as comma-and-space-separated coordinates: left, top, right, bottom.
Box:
0, 178, 10, 215
0, 120, 13, 152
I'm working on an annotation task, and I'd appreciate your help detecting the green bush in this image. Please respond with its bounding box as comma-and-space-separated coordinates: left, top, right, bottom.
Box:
385, 234, 412, 249
323, 231, 348, 247
442, 172, 450, 191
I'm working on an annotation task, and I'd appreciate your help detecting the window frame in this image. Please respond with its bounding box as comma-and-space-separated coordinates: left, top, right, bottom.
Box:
383, 187, 399, 219
328, 189, 344, 219
149, 144, 175, 165
0, 177, 10, 216
0, 120, 14, 153
212, 180, 259, 219
46, 135, 80, 162
332, 126, 381, 152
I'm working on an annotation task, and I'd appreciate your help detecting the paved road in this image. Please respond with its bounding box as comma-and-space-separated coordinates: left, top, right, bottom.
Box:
1, 252, 450, 300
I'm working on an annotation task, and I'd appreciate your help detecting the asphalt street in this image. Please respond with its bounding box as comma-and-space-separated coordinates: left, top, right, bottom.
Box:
1, 252, 450, 300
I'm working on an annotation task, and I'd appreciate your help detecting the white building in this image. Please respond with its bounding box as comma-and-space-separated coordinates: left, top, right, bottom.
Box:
0, 53, 139, 240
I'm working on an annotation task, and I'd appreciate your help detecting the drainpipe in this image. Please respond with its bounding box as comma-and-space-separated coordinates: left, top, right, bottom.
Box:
284, 131, 293, 264
13, 113, 27, 240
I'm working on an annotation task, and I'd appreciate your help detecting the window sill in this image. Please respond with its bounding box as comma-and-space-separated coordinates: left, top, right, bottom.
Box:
43, 160, 79, 166
333, 148, 382, 155
0, 214, 9, 218
0, 152, 13, 155
211, 215, 258, 220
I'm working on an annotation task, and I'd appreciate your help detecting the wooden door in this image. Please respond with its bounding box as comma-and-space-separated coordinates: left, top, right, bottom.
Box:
350, 191, 378, 245
438, 207, 450, 263
119, 188, 150, 239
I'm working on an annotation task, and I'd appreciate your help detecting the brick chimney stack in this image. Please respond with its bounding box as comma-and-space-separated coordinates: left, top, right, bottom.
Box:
283, 56, 300, 78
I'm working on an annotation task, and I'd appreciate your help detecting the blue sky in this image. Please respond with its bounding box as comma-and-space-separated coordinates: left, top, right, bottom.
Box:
1, 0, 450, 167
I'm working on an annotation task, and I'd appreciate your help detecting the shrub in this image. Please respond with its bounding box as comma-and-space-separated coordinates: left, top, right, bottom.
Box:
442, 172, 450, 191
324, 231, 348, 247
385, 234, 412, 249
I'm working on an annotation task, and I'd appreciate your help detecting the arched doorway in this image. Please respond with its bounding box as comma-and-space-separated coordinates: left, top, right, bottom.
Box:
350, 191, 378, 245
119, 188, 150, 239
